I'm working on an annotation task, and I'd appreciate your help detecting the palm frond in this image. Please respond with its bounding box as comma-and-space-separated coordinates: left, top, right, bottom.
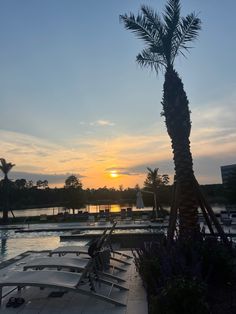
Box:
141, 5, 164, 40
149, 43, 166, 58
136, 49, 165, 73
120, 13, 157, 46
147, 167, 153, 174
0, 158, 15, 176
162, 0, 181, 64
163, 0, 180, 35
121, 0, 201, 70
140, 5, 167, 60
173, 13, 201, 59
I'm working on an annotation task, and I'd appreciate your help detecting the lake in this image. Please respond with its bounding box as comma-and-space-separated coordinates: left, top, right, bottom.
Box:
1, 203, 227, 218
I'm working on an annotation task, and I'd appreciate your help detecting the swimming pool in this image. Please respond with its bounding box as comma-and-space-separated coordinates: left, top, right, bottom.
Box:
0, 229, 89, 263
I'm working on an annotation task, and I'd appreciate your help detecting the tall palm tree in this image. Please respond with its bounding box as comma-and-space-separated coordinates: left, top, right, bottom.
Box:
0, 158, 15, 223
120, 0, 201, 239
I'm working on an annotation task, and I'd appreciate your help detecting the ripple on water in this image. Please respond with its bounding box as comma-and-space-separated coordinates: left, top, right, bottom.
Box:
0, 232, 89, 262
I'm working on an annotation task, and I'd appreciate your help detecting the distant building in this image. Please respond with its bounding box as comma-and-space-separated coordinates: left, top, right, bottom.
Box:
221, 164, 236, 186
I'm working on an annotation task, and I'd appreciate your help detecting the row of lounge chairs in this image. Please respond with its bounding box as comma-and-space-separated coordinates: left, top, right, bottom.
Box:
0, 223, 132, 307
40, 208, 152, 224
96, 209, 151, 225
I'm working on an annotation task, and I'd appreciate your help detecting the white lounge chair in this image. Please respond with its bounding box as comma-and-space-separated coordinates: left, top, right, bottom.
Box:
23, 255, 126, 283
50, 223, 133, 264
50, 247, 131, 266
0, 259, 128, 307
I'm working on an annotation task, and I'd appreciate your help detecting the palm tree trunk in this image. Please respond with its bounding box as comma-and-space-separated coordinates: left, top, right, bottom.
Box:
162, 66, 200, 239
2, 208, 9, 224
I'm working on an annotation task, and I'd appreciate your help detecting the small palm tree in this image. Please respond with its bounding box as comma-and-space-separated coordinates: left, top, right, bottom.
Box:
0, 158, 15, 180
120, 0, 201, 239
0, 158, 15, 223
144, 167, 169, 216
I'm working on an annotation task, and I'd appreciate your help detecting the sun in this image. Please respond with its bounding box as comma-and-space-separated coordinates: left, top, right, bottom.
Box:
110, 170, 119, 178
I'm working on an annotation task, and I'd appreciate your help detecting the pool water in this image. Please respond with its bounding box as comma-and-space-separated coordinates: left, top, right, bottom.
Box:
0, 229, 88, 263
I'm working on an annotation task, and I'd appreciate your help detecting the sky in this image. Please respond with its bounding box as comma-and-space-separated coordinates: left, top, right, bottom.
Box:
0, 0, 236, 188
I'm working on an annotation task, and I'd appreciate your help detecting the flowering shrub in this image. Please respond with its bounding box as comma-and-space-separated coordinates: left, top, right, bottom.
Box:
133, 237, 235, 313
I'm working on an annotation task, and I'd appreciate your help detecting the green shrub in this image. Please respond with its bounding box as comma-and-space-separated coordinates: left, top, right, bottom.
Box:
201, 239, 234, 285
139, 256, 160, 293
134, 237, 236, 313
150, 277, 209, 314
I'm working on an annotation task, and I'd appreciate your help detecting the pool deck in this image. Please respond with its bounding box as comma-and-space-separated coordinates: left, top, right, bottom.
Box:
0, 250, 148, 314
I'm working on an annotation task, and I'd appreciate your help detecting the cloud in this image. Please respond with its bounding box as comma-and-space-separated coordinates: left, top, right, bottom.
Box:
192, 94, 236, 131
193, 153, 236, 183
105, 167, 139, 176
1, 93, 236, 189
60, 157, 82, 163
190, 101, 236, 161
0, 129, 89, 178
90, 120, 115, 126
127, 160, 173, 175
6, 171, 85, 186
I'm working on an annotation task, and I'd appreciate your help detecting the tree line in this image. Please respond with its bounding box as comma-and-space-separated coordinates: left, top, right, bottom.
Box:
0, 158, 233, 224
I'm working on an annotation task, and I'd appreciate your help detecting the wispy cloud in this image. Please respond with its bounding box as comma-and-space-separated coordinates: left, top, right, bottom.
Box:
1, 93, 236, 189
190, 97, 236, 162
8, 171, 84, 186
89, 120, 115, 127
105, 167, 139, 176
60, 157, 82, 163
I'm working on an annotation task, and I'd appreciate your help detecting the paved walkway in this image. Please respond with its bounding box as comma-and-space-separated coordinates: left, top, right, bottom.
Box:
0, 251, 148, 314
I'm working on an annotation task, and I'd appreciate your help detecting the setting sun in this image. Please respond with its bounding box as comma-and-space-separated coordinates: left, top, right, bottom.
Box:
110, 171, 119, 178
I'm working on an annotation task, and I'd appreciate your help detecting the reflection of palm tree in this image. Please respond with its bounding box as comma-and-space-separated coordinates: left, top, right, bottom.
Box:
120, 0, 201, 238
0, 158, 15, 223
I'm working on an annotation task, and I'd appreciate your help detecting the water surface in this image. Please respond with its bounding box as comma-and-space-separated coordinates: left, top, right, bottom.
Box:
4, 203, 226, 218
0, 204, 227, 262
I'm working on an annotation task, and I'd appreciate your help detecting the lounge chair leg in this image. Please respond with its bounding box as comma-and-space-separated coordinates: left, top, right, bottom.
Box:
88, 274, 96, 292
93, 267, 100, 283
98, 271, 126, 283
98, 278, 129, 291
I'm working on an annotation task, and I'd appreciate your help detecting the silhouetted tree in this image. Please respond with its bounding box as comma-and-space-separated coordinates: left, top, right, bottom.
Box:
119, 185, 124, 192
15, 179, 27, 190
64, 175, 83, 214
120, 0, 201, 239
36, 180, 49, 189
64, 175, 82, 189
26, 180, 34, 189
0, 158, 15, 223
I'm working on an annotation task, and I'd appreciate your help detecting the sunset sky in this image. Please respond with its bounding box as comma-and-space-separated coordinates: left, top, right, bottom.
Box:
1, 0, 236, 188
